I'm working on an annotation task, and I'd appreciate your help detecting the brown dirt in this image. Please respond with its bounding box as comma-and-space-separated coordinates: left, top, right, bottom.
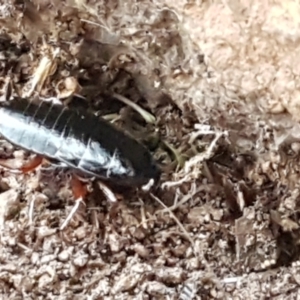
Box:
0, 0, 300, 299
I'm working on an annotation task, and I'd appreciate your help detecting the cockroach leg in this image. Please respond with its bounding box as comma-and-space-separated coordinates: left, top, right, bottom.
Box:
60, 175, 87, 230
71, 175, 88, 200
0, 155, 43, 173
141, 178, 155, 192
20, 155, 44, 173
97, 181, 120, 203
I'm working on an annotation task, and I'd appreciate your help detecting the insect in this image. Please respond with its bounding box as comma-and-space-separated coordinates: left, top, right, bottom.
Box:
0, 97, 161, 227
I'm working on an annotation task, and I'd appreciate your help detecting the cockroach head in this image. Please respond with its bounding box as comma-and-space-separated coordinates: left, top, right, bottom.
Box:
131, 155, 161, 188
119, 154, 161, 188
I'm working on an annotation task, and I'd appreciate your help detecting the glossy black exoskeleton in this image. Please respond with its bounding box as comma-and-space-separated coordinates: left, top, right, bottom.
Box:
0, 98, 160, 187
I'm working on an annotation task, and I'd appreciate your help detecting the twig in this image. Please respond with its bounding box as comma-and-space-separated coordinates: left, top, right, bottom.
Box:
150, 193, 195, 248
60, 197, 85, 230
112, 93, 156, 124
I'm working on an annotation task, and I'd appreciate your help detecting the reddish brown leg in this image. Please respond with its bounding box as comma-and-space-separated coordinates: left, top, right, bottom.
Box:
20, 155, 43, 173
71, 175, 88, 200
0, 155, 43, 173
60, 175, 88, 230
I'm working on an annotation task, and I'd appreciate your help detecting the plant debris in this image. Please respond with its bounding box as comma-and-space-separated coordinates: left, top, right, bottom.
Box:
0, 0, 300, 299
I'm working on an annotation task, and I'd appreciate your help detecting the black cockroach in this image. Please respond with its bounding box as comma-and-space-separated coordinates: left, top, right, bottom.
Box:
0, 97, 161, 227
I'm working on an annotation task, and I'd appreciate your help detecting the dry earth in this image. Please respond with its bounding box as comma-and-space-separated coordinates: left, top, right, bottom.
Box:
0, 0, 300, 299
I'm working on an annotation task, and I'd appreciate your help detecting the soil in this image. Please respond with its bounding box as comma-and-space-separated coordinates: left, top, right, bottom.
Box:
0, 0, 300, 299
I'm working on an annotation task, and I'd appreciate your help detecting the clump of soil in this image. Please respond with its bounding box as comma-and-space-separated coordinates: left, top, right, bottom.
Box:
0, 0, 300, 299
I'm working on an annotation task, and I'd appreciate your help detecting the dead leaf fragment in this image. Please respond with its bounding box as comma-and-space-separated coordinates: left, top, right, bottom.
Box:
0, 189, 20, 227
55, 76, 81, 99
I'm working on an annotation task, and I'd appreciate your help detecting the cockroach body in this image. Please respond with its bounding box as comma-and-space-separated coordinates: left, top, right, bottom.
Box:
0, 98, 161, 187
